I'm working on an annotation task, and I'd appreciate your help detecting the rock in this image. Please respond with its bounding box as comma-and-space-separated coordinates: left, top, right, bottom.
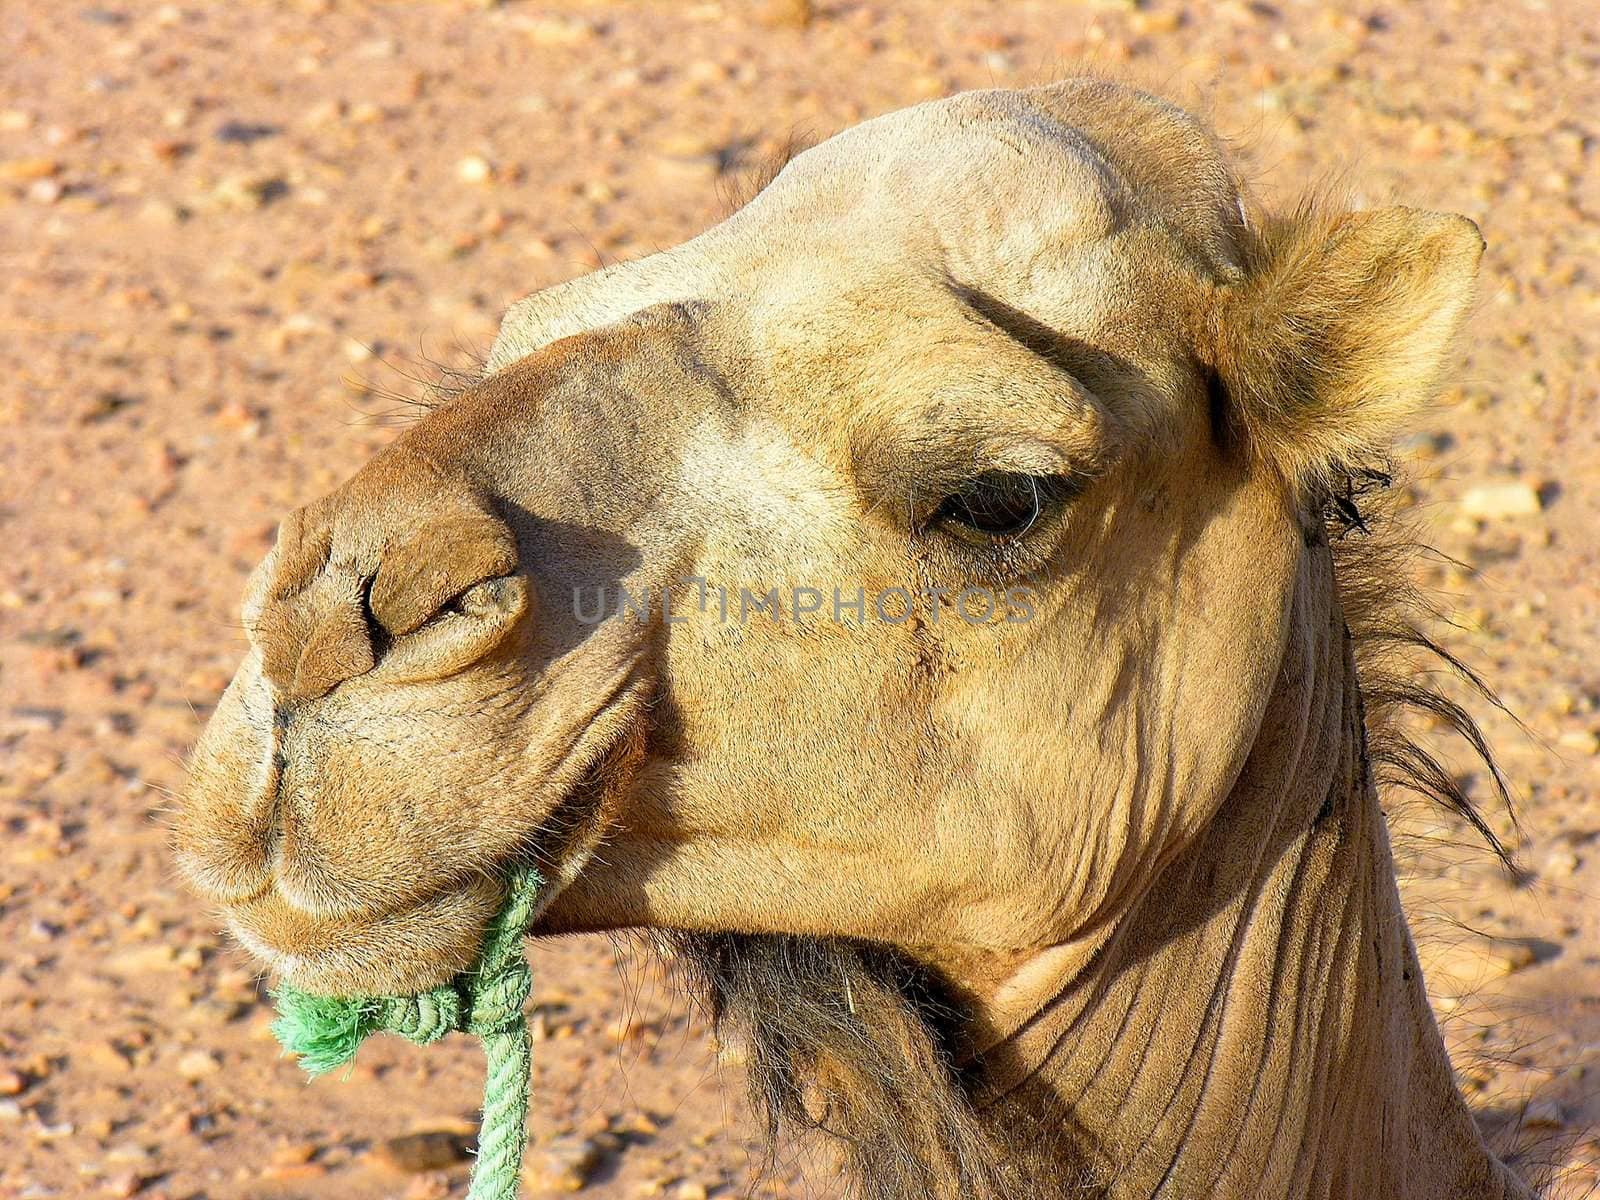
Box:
672, 1182, 710, 1200
266, 312, 325, 351
303, 98, 344, 126
355, 36, 399, 58
261, 1161, 328, 1181
213, 120, 279, 145
27, 178, 63, 204
1557, 729, 1600, 756
138, 198, 189, 224
0, 1067, 27, 1095
1483, 937, 1548, 975
515, 15, 600, 46
343, 337, 376, 363
0, 157, 60, 181
0, 1099, 22, 1122
1460, 482, 1543, 519
1396, 429, 1453, 458
533, 1135, 604, 1192
1543, 847, 1581, 878
654, 133, 722, 181
100, 1171, 148, 1198
104, 944, 179, 975
268, 1140, 318, 1166
174, 1050, 221, 1080
1409, 122, 1446, 157
1130, 8, 1183, 33
1521, 1099, 1567, 1129
211, 173, 288, 209
371, 1130, 473, 1174
456, 154, 493, 184
754, 0, 814, 28
1421, 935, 1556, 991
7, 706, 63, 732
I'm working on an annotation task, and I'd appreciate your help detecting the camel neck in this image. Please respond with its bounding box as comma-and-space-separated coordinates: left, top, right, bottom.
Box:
971, 555, 1527, 1200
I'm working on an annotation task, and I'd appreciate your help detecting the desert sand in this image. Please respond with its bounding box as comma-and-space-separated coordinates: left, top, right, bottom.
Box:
1, 2, 1596, 1197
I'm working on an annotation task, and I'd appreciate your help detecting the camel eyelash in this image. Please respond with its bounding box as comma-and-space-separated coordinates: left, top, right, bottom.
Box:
926, 471, 1085, 542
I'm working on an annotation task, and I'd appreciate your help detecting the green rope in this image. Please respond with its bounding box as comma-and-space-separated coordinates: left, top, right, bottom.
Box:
270, 866, 543, 1200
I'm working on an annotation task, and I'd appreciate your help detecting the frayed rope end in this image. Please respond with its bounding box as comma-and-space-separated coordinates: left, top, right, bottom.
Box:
270, 988, 381, 1077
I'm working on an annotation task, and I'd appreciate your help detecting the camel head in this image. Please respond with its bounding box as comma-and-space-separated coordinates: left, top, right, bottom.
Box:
177, 78, 1500, 1194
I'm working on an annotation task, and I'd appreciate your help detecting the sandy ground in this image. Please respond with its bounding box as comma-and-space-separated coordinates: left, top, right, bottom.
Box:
1, 1, 1597, 1197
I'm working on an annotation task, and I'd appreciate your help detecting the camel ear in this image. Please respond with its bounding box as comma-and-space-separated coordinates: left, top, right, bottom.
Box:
1213, 205, 1484, 482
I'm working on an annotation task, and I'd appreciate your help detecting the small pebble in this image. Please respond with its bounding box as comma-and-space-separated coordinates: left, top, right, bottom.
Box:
213, 120, 279, 145
269, 1140, 318, 1166
516, 15, 599, 45
210, 174, 287, 209
534, 1135, 604, 1192
100, 1171, 147, 1199
260, 1161, 327, 1180
1557, 729, 1600, 756
174, 1049, 221, 1080
1460, 481, 1543, 519
404, 1174, 454, 1200
456, 154, 493, 184
1521, 1099, 1567, 1129
0, 156, 60, 181
754, 0, 813, 28
371, 1130, 473, 1174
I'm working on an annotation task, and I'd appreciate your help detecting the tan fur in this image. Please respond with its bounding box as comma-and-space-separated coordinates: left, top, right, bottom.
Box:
1211, 199, 1485, 486
176, 81, 1528, 1198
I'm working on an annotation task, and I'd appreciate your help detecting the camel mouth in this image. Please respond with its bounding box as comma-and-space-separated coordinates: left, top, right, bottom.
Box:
223, 683, 649, 996
226, 772, 608, 995
226, 871, 508, 995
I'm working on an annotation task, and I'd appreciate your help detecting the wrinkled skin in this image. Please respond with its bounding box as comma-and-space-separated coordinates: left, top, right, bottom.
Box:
177, 81, 1528, 1198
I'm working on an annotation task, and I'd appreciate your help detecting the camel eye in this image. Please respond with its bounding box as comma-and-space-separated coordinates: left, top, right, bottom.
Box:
930, 472, 1066, 540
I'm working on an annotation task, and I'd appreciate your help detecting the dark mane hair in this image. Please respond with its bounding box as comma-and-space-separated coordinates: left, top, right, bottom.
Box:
666, 931, 1080, 1200
1319, 462, 1521, 874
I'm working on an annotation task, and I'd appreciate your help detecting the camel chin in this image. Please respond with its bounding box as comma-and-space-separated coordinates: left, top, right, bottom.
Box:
177, 79, 1530, 1200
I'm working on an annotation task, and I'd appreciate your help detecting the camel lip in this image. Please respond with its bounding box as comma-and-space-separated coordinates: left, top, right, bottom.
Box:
225, 871, 506, 996
237, 708, 643, 994
224, 796, 596, 995
207, 659, 652, 993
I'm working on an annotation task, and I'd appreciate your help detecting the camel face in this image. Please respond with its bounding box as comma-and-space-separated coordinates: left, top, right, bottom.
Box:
176, 80, 1484, 1011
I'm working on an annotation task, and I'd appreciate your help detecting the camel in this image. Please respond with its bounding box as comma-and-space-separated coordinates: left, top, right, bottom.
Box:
175, 80, 1532, 1198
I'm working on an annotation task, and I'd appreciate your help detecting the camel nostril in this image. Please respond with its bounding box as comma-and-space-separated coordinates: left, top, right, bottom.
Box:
358, 571, 393, 661
283, 602, 378, 702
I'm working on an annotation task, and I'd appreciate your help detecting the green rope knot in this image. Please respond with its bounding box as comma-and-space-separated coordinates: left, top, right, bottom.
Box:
464, 958, 532, 1038
270, 865, 543, 1200
381, 985, 465, 1045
